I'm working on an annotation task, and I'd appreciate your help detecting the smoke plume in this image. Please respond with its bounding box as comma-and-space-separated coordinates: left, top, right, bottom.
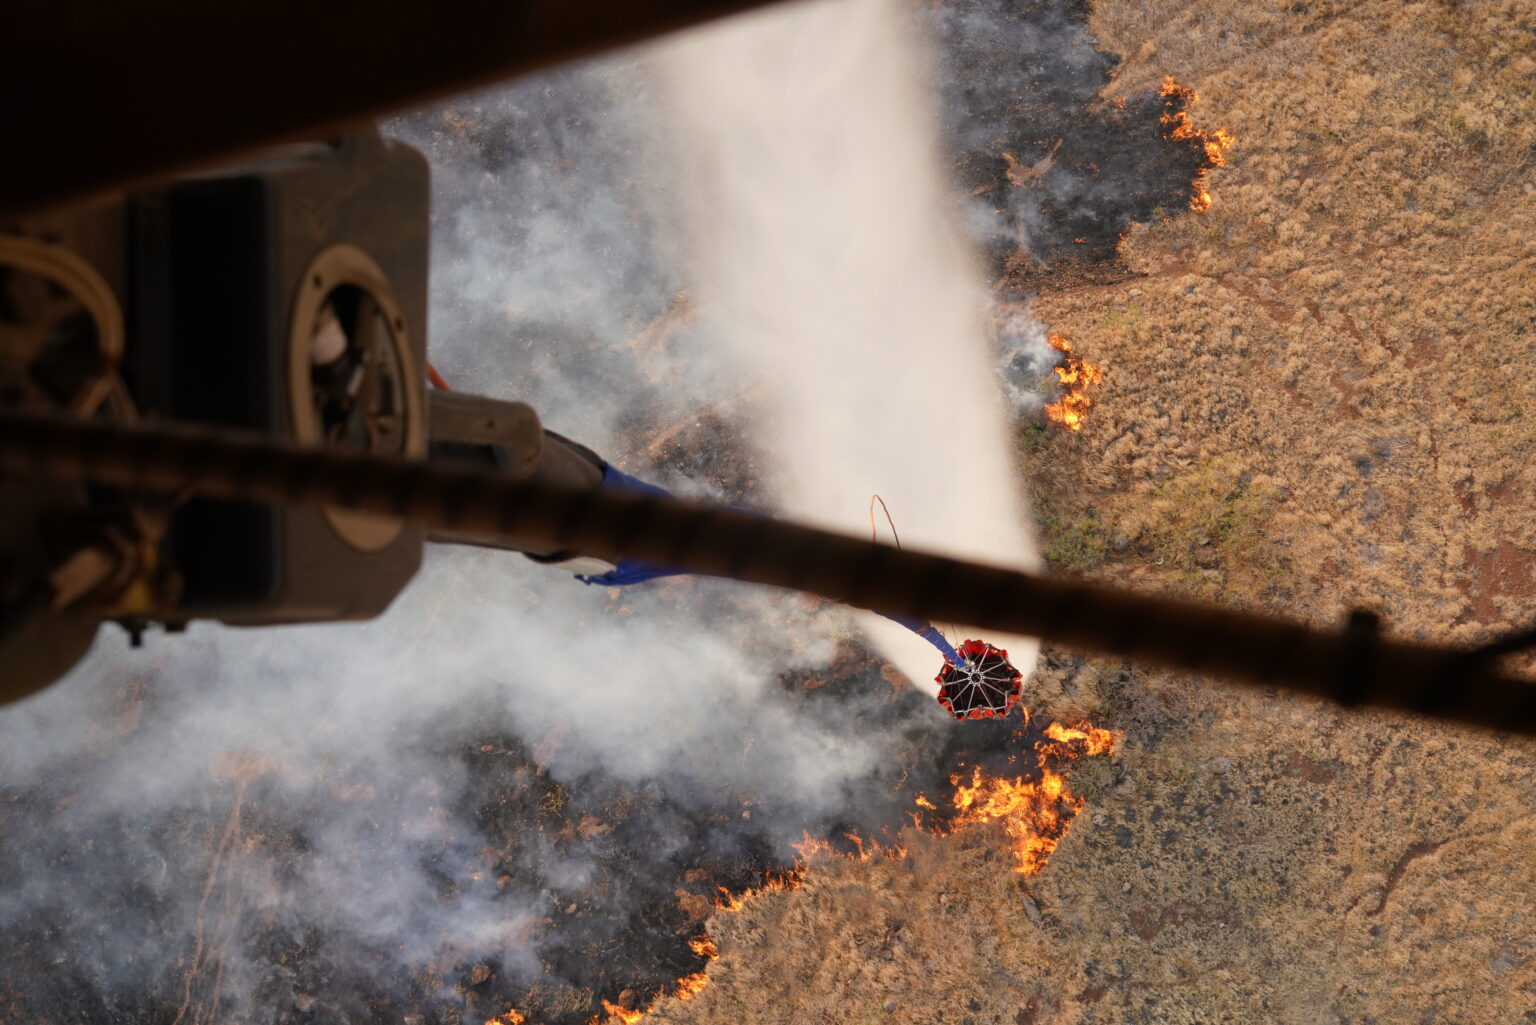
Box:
652, 0, 1043, 685
0, 1, 1220, 1021
0, 12, 1029, 1024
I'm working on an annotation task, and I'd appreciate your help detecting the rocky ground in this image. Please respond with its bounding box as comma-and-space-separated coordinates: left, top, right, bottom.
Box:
646, 2, 1536, 1023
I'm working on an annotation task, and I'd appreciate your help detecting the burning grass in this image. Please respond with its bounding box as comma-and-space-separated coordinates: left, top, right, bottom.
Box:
548, 2, 1536, 1024
550, 716, 1119, 1025
1158, 76, 1234, 212
1043, 334, 1105, 432
996, 0, 1536, 1020
923, 721, 1118, 875
938, 0, 1238, 273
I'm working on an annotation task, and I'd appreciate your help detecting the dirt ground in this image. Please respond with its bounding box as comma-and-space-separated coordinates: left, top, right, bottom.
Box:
645, 2, 1536, 1023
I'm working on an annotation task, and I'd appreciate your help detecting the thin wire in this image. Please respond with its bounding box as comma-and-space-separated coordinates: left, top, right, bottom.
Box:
869, 494, 900, 549
869, 494, 958, 646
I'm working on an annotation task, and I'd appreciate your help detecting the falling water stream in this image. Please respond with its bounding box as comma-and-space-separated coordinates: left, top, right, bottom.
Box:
654, 0, 1043, 686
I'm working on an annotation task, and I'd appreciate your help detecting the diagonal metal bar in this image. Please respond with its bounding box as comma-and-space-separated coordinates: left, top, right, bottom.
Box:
3, 406, 1534, 734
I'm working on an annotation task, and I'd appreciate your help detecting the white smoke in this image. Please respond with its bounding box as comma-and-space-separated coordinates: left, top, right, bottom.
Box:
652, 0, 1043, 684
994, 303, 1058, 414
0, 3, 1059, 1019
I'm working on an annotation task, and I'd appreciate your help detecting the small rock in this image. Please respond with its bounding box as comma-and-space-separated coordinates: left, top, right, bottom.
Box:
1210, 757, 1233, 773
884, 998, 899, 1013
1022, 896, 1043, 926
469, 964, 492, 986
1128, 288, 1144, 297
295, 994, 315, 1012
1092, 812, 1108, 826
403, 1016, 425, 1025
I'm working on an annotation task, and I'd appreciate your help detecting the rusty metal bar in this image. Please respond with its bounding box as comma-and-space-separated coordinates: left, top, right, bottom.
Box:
4, 0, 787, 213
3, 407, 1533, 734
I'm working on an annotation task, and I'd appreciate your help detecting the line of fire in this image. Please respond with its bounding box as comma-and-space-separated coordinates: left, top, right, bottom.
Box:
5, 2, 1527, 1025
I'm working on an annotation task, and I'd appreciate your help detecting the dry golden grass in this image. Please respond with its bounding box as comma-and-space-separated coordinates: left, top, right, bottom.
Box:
650, 3, 1536, 1023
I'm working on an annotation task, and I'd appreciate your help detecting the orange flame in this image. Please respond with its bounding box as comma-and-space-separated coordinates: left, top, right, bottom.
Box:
1158, 76, 1234, 212
713, 862, 804, 912
579, 720, 1116, 1024
947, 766, 1073, 874
577, 931, 723, 1025
598, 1001, 644, 1025
915, 721, 1119, 874
486, 1013, 526, 1025
1043, 334, 1104, 432
714, 885, 749, 913
674, 973, 710, 1001
1043, 721, 1117, 756
790, 830, 907, 865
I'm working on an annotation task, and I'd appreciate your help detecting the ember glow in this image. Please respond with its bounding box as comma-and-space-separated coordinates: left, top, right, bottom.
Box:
1159, 76, 1235, 211
1043, 334, 1104, 431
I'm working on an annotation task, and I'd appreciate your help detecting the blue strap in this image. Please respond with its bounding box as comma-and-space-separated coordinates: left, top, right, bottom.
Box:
575, 465, 693, 587
575, 465, 961, 663
914, 624, 963, 665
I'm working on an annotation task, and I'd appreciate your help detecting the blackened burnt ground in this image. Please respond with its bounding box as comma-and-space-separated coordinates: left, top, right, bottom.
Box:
0, 9, 1221, 1022
934, 0, 1216, 276
0, 643, 1060, 1025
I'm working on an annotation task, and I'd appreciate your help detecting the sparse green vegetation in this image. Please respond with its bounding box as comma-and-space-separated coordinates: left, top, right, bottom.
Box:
1016, 419, 1051, 456
1097, 304, 1143, 330
1116, 456, 1287, 595
1038, 510, 1114, 573
1066, 753, 1124, 804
